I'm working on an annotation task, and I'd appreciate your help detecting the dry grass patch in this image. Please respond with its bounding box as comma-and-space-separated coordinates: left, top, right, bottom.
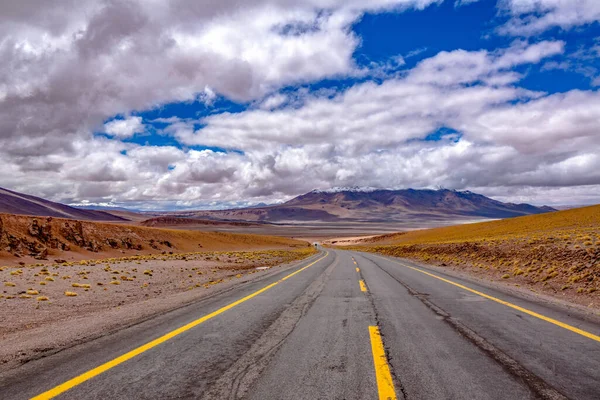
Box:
72, 283, 91, 289
350, 205, 600, 308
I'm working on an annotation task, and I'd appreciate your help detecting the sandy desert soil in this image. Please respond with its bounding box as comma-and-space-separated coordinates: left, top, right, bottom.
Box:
0, 247, 317, 372
342, 205, 600, 310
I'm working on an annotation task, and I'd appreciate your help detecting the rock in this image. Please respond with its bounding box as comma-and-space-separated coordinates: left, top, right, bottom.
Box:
34, 248, 48, 260
28, 218, 53, 242
28, 219, 41, 237
6, 234, 24, 254
60, 221, 86, 247
85, 240, 102, 252
54, 259, 67, 264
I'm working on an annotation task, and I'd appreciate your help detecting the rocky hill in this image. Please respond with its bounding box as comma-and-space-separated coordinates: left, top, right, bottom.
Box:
0, 213, 307, 263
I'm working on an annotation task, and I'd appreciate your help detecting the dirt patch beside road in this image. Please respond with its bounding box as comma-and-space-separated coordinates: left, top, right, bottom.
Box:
0, 248, 317, 372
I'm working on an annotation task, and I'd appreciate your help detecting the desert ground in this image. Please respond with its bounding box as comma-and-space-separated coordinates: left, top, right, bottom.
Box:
0, 248, 317, 372
0, 213, 320, 372
136, 217, 494, 241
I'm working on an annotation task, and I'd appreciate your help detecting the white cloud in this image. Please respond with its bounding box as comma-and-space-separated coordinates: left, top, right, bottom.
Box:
259, 93, 288, 110
407, 40, 564, 86
455, 0, 480, 7
104, 116, 145, 138
499, 0, 600, 35
177, 41, 560, 152
462, 90, 600, 153
146, 41, 599, 206
0, 0, 441, 146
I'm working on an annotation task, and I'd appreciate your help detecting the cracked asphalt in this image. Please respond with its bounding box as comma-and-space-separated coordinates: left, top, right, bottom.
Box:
1, 249, 599, 399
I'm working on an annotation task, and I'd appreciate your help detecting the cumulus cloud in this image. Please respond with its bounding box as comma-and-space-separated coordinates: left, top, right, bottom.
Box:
499, 0, 600, 35
0, 0, 440, 149
259, 93, 289, 110
406, 40, 564, 86
159, 41, 600, 206
176, 41, 562, 152
104, 116, 144, 138
455, 0, 480, 7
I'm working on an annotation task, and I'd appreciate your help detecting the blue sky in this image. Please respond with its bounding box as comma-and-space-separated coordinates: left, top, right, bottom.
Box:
2, 0, 600, 209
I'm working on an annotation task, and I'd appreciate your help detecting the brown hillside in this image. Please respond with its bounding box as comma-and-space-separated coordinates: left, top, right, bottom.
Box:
0, 213, 308, 266
346, 205, 600, 309
0, 187, 126, 222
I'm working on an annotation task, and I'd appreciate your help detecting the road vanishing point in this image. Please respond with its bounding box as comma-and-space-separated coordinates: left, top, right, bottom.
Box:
1, 249, 599, 399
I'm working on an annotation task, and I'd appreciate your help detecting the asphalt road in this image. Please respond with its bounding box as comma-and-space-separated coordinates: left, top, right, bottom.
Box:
1, 248, 599, 399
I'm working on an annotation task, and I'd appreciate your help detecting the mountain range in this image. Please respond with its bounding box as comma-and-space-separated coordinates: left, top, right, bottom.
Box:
0, 186, 555, 224
173, 188, 556, 223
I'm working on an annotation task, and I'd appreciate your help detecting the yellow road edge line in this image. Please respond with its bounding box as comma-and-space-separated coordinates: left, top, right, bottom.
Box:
359, 279, 367, 292
369, 326, 397, 400
30, 252, 329, 400
373, 254, 600, 343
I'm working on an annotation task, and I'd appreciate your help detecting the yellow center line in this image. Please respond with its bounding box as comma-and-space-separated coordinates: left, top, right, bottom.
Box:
369, 326, 397, 400
31, 252, 329, 400
359, 279, 367, 292
373, 254, 600, 343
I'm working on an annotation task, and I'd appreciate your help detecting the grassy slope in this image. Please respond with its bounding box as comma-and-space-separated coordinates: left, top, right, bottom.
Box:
362, 204, 600, 245
351, 205, 600, 308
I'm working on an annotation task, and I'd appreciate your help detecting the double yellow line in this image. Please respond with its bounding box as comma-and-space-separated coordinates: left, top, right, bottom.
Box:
32, 252, 329, 400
